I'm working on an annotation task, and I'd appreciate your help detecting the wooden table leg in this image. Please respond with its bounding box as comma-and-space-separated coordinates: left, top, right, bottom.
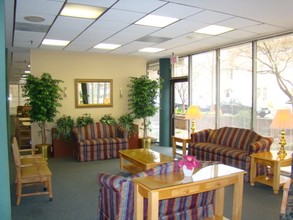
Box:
120, 155, 124, 172
232, 174, 244, 220
148, 191, 159, 220
172, 137, 176, 158
134, 183, 143, 220
273, 161, 280, 194
182, 140, 186, 156
250, 156, 256, 186
215, 187, 224, 219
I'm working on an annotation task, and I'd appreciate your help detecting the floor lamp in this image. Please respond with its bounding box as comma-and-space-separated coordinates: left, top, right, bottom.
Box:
270, 109, 293, 159
185, 105, 202, 134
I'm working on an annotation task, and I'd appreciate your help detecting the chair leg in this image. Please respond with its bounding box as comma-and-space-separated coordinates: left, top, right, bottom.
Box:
47, 177, 53, 201
16, 182, 22, 206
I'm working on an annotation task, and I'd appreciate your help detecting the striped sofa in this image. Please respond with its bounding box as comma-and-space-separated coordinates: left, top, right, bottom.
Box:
97, 161, 217, 220
188, 127, 273, 182
73, 122, 129, 162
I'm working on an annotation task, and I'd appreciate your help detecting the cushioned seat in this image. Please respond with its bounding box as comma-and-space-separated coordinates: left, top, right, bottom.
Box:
188, 127, 273, 182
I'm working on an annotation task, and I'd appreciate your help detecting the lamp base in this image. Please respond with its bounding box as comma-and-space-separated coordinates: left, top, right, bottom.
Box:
277, 145, 287, 160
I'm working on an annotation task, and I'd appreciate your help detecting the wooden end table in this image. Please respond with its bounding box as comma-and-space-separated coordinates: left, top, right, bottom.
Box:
133, 164, 246, 220
250, 151, 292, 194
171, 136, 191, 158
119, 149, 173, 174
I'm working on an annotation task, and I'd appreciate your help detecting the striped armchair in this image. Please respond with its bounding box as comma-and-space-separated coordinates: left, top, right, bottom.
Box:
97, 161, 217, 220
73, 122, 129, 162
188, 127, 273, 182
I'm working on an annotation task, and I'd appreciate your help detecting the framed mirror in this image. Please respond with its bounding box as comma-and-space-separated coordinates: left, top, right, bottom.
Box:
75, 79, 113, 108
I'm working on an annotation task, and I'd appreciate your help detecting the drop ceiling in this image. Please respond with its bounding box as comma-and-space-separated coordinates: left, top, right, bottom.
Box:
5, 0, 293, 84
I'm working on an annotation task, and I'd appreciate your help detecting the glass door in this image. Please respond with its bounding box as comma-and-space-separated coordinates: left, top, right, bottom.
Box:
171, 79, 189, 138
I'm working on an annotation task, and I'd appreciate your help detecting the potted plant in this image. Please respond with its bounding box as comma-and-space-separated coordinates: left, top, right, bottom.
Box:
127, 75, 162, 148
54, 115, 75, 142
117, 113, 136, 135
99, 114, 117, 125
52, 115, 75, 157
23, 72, 63, 159
76, 113, 94, 127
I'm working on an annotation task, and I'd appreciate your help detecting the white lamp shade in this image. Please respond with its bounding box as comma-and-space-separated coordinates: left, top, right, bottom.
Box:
270, 109, 293, 129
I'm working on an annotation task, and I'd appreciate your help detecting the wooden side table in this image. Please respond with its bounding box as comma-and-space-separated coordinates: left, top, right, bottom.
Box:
250, 151, 292, 194
171, 136, 191, 158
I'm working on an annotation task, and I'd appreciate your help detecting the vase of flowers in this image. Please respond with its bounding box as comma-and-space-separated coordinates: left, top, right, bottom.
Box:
178, 155, 200, 177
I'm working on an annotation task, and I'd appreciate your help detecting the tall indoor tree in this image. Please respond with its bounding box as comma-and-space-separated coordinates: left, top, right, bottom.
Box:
23, 72, 63, 145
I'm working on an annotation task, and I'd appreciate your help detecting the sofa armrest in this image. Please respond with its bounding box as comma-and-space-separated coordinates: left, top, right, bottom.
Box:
248, 137, 273, 154
97, 173, 129, 192
190, 129, 211, 143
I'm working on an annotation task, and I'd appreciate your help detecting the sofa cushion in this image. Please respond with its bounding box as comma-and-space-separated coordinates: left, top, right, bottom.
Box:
207, 127, 261, 150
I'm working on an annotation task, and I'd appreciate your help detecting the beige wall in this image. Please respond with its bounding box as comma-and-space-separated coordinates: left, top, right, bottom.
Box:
30, 49, 146, 145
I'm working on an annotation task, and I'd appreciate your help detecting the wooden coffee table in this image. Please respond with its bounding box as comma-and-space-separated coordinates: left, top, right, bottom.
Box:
119, 149, 173, 174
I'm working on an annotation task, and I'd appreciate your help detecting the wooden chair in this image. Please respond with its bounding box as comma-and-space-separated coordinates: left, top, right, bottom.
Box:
11, 137, 53, 205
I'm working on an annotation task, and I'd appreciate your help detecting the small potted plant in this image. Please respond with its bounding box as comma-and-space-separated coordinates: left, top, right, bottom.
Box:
75, 113, 94, 127
54, 115, 75, 142
99, 114, 117, 125
53, 115, 75, 157
178, 155, 200, 176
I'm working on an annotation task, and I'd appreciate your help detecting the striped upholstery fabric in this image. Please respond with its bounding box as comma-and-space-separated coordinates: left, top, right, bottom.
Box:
97, 161, 217, 220
74, 122, 128, 162
189, 127, 273, 182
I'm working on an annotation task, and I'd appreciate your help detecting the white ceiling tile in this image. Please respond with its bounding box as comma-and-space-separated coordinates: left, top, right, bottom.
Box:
90, 20, 129, 32
100, 9, 144, 24
243, 24, 285, 34
220, 30, 257, 39
152, 3, 203, 19
218, 17, 261, 29
187, 10, 233, 24
112, 0, 166, 13
152, 20, 206, 38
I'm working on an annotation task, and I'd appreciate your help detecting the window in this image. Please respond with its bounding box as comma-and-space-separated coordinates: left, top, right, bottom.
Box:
256, 34, 293, 150
219, 43, 252, 129
190, 51, 216, 130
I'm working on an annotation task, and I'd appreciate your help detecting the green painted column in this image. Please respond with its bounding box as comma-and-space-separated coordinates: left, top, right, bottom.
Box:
0, 0, 11, 218
159, 58, 171, 147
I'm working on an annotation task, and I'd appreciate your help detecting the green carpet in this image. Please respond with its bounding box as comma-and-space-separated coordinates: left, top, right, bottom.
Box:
10, 145, 283, 220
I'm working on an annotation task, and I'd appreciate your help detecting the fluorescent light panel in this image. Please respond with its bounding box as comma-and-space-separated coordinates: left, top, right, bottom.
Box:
42, 39, 70, 46
135, 15, 179, 28
61, 3, 106, 19
195, 25, 234, 35
139, 47, 164, 53
94, 43, 121, 50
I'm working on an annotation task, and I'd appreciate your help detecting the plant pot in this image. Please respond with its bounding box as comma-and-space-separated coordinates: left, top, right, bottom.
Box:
138, 137, 151, 149
35, 143, 51, 160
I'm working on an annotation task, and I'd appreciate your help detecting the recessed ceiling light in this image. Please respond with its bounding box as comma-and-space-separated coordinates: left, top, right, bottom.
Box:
194, 25, 234, 35
94, 43, 121, 50
135, 15, 179, 28
61, 3, 106, 19
24, 16, 45, 22
139, 47, 164, 53
42, 39, 70, 46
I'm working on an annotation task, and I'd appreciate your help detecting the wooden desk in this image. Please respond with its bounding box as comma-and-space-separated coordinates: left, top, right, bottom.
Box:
250, 151, 292, 194
171, 136, 191, 158
133, 164, 246, 220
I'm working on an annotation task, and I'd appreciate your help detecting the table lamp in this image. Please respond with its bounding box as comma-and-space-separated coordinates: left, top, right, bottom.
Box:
185, 105, 202, 133
270, 109, 293, 159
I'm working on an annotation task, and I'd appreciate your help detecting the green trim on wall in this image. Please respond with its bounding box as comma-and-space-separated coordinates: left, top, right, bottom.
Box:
0, 0, 11, 218
159, 58, 171, 147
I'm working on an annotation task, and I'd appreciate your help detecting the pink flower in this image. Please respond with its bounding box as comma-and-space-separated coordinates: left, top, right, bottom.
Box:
178, 155, 200, 170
